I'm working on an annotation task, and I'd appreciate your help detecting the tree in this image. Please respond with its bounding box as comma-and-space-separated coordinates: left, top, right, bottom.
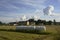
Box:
42, 20, 47, 25
28, 19, 35, 22
47, 20, 52, 25
53, 19, 56, 25
35, 19, 43, 25
0, 21, 2, 25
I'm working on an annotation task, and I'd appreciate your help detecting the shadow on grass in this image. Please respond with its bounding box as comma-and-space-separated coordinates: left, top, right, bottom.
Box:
0, 29, 51, 35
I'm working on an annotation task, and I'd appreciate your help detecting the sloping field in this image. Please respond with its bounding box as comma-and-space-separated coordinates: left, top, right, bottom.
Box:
0, 25, 60, 40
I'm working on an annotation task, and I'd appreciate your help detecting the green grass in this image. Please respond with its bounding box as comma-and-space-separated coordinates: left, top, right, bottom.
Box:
0, 25, 60, 40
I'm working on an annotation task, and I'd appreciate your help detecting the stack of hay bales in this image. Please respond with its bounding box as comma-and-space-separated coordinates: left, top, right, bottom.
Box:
16, 26, 46, 32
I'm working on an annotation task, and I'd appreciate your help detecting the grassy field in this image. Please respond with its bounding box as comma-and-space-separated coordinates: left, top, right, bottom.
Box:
0, 25, 60, 40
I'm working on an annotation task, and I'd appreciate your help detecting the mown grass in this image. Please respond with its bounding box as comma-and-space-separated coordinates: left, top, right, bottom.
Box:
0, 25, 60, 40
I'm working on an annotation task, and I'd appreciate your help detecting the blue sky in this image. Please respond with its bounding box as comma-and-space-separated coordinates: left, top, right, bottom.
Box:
0, 0, 60, 23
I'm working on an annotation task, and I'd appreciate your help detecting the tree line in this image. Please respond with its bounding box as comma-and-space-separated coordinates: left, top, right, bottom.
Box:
0, 19, 60, 25
28, 19, 57, 25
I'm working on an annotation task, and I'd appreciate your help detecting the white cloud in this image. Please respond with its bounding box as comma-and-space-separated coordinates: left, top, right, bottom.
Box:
0, 17, 16, 23
0, 9, 60, 23
43, 5, 54, 15
43, 5, 60, 16
0, 9, 42, 23
20, 15, 27, 21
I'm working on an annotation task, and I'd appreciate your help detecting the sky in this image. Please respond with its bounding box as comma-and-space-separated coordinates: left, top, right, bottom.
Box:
0, 0, 60, 23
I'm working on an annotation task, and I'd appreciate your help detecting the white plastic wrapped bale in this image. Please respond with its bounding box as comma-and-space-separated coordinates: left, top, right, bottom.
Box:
35, 26, 46, 31
16, 26, 27, 30
26, 26, 35, 30
16, 26, 35, 31
16, 26, 46, 31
